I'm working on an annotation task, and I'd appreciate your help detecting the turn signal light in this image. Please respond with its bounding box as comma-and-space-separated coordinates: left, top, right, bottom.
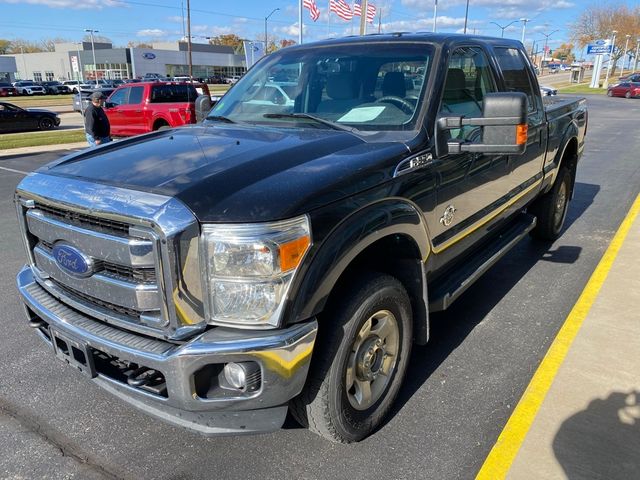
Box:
280, 235, 311, 272
516, 124, 528, 145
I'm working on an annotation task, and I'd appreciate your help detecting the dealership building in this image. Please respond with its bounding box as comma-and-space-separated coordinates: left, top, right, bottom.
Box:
1, 41, 246, 82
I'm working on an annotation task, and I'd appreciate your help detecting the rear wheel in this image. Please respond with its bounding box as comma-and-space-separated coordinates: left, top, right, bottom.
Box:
529, 167, 571, 241
291, 273, 412, 443
153, 120, 169, 131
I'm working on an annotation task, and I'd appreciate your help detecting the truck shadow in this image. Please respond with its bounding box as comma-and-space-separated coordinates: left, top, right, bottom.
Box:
552, 390, 640, 480
386, 181, 599, 423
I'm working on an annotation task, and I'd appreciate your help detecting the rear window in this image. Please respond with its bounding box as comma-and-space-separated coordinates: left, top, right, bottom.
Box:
494, 47, 536, 112
150, 84, 198, 103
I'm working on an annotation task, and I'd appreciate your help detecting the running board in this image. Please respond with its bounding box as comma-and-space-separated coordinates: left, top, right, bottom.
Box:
429, 213, 537, 312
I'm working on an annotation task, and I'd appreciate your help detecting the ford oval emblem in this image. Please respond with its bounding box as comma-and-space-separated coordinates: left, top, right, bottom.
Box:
52, 244, 93, 277
142, 52, 156, 60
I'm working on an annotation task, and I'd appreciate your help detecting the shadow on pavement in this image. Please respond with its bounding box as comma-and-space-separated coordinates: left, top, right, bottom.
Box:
553, 390, 640, 480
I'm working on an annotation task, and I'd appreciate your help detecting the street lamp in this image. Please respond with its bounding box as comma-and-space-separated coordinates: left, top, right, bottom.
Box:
604, 30, 618, 89
519, 18, 530, 44
621, 34, 631, 76
265, 8, 280, 54
84, 28, 99, 86
463, 0, 470, 34
540, 30, 558, 74
489, 20, 519, 38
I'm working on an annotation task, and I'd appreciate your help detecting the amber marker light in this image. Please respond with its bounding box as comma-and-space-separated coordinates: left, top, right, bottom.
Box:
280, 235, 311, 272
516, 124, 528, 145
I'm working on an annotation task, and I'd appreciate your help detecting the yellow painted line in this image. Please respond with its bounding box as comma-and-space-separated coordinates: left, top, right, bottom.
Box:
476, 193, 640, 480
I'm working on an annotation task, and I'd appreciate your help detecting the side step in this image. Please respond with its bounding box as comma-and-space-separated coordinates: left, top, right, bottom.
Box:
429, 213, 537, 312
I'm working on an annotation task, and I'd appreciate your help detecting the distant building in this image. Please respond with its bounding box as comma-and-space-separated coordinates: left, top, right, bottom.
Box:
0, 41, 246, 81
0, 56, 17, 82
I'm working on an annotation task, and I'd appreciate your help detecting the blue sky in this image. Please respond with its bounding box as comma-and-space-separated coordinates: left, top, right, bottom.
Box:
0, 0, 624, 57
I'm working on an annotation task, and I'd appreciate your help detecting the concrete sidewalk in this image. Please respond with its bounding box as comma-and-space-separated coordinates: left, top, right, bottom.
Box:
504, 205, 640, 479
0, 142, 87, 159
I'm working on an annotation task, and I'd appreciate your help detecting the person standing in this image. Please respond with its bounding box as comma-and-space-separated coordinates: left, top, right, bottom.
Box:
84, 91, 111, 147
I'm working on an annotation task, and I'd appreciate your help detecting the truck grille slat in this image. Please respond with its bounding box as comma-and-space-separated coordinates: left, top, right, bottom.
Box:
34, 201, 131, 237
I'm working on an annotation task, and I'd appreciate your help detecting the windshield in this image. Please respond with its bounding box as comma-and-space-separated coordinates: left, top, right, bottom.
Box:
210, 42, 432, 131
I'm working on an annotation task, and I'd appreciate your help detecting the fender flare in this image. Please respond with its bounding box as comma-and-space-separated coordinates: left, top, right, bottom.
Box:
545, 119, 579, 191
288, 199, 431, 339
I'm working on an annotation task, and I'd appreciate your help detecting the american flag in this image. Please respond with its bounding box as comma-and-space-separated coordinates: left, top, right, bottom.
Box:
330, 0, 353, 21
303, 0, 320, 22
353, 0, 376, 23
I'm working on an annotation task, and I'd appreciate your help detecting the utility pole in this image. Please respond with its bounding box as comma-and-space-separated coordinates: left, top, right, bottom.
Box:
520, 18, 529, 44
463, 0, 469, 34
84, 29, 99, 86
541, 30, 558, 74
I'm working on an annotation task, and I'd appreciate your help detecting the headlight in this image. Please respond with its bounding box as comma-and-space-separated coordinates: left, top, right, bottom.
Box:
201, 215, 311, 328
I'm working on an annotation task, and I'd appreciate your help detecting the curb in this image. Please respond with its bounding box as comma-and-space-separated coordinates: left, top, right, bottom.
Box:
0, 142, 87, 159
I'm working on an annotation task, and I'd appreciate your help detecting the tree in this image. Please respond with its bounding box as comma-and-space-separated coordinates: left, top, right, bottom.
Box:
41, 37, 71, 52
82, 34, 112, 44
571, 4, 640, 75
209, 34, 243, 52
553, 43, 576, 63
127, 41, 153, 48
0, 39, 11, 54
279, 39, 296, 49
7, 39, 43, 53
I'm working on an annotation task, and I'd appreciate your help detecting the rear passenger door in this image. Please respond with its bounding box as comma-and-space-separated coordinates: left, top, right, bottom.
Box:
493, 47, 546, 196
428, 46, 510, 254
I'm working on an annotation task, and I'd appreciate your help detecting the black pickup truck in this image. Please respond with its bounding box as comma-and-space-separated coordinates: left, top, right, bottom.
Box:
15, 34, 586, 443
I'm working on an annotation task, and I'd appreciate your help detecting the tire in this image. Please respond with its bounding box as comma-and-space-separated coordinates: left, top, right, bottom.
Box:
529, 167, 571, 241
625, 91, 632, 99
291, 272, 413, 443
153, 121, 169, 131
38, 117, 55, 130
607, 90, 613, 97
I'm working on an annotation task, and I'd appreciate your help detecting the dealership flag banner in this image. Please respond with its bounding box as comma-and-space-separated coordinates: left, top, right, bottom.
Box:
330, 0, 353, 20
353, 0, 376, 23
304, 0, 321, 21
243, 40, 265, 68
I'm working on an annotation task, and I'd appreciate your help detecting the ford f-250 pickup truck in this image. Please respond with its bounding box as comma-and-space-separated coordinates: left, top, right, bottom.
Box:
15, 34, 586, 443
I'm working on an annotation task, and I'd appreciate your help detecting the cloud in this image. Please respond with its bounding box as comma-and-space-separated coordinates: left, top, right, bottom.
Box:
275, 22, 301, 37
378, 16, 480, 32
3, 0, 124, 8
137, 29, 168, 37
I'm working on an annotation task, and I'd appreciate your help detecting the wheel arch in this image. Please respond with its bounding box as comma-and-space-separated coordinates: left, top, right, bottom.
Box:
288, 200, 432, 345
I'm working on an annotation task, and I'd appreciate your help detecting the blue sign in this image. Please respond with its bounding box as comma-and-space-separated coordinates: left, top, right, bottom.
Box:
142, 52, 156, 60
52, 244, 93, 277
587, 40, 613, 55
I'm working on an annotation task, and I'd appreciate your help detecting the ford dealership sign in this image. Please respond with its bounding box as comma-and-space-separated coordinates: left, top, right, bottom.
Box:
142, 52, 156, 60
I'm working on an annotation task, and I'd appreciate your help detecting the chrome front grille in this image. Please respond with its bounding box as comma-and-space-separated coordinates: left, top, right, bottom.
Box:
15, 174, 207, 341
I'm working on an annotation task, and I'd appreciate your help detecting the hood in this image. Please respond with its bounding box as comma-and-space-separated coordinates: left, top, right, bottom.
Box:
45, 125, 409, 222
26, 108, 57, 115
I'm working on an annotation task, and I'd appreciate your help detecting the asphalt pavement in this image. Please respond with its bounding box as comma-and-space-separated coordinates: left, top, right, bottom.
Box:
0, 94, 639, 480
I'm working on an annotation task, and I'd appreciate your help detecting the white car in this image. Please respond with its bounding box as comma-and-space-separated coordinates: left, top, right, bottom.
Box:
63, 80, 93, 93
12, 81, 46, 95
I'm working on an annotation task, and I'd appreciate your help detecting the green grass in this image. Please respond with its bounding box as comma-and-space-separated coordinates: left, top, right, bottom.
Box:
8, 94, 74, 108
558, 84, 607, 95
0, 129, 86, 150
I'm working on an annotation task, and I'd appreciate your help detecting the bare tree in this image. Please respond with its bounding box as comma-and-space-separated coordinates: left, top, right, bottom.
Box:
571, 4, 640, 75
7, 39, 43, 53
40, 37, 71, 52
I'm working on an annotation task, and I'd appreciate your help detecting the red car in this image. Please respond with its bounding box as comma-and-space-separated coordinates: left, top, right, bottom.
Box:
607, 82, 640, 99
104, 81, 210, 137
0, 82, 17, 97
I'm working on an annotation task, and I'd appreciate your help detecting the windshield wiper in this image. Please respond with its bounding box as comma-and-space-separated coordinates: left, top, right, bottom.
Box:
205, 115, 236, 124
262, 113, 357, 133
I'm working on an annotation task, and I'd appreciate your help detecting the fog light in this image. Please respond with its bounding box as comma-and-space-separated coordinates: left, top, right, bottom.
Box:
223, 362, 261, 391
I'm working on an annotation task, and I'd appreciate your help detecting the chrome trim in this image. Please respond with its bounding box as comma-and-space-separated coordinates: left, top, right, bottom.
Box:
27, 210, 155, 267
18, 266, 317, 417
394, 152, 433, 177
34, 246, 160, 311
15, 173, 207, 340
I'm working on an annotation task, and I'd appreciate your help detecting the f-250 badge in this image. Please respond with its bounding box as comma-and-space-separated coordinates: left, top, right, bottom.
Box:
440, 205, 456, 226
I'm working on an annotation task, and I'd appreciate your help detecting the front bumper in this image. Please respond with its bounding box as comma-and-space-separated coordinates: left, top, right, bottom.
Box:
17, 266, 317, 435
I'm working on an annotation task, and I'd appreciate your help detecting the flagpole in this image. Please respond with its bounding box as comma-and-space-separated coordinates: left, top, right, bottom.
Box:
327, 0, 331, 37
299, 0, 303, 44
359, 0, 367, 35
433, 0, 437, 32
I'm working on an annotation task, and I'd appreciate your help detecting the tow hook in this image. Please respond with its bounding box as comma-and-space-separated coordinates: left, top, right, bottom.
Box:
127, 367, 159, 387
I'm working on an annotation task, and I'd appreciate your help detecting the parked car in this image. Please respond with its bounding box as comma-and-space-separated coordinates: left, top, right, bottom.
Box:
142, 73, 164, 81
540, 85, 558, 96
225, 75, 242, 84
63, 80, 93, 93
12, 81, 46, 95
104, 81, 210, 136
122, 78, 141, 84
14, 34, 587, 443
0, 101, 59, 132
73, 88, 116, 113
207, 75, 225, 84
41, 81, 71, 95
0, 82, 17, 97
607, 82, 640, 99
618, 72, 640, 82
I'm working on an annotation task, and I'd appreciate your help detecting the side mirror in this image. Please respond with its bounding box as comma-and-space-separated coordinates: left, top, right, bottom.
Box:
104, 101, 115, 109
195, 95, 213, 123
435, 92, 528, 157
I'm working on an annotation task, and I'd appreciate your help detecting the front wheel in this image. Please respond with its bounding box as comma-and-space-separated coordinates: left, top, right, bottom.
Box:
291, 273, 413, 443
529, 167, 571, 241
39, 117, 54, 130
625, 91, 632, 99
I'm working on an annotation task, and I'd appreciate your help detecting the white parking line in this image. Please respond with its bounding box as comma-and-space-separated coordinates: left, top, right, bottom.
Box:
0, 166, 29, 175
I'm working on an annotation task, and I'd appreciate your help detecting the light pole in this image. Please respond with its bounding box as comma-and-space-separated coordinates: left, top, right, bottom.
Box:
463, 0, 470, 34
489, 20, 519, 38
604, 30, 617, 89
621, 34, 631, 76
432, 0, 437, 33
634, 38, 640, 73
541, 30, 558, 74
265, 8, 279, 54
520, 18, 530, 44
75, 42, 84, 82
84, 28, 99, 86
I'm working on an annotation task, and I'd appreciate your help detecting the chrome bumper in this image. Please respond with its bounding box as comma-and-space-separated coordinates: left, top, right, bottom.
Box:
17, 266, 317, 435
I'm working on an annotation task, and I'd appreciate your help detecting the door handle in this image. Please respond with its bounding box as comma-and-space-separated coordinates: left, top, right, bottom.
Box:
135, 110, 142, 113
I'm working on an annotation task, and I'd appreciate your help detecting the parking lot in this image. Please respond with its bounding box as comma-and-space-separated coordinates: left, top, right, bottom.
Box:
0, 94, 639, 479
